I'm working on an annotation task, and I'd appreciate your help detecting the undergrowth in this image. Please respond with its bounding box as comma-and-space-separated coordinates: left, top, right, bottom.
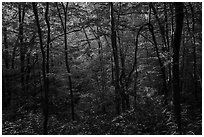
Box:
2, 94, 201, 135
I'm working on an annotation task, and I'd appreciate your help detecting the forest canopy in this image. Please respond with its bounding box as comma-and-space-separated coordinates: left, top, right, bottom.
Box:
2, 2, 202, 135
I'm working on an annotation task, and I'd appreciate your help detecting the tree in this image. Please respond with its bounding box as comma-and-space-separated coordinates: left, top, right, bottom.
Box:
172, 2, 184, 133
189, 3, 198, 101
56, 2, 75, 121
32, 2, 49, 134
44, 1, 51, 134
110, 2, 121, 115
2, 26, 11, 107
149, 3, 168, 102
19, 3, 26, 95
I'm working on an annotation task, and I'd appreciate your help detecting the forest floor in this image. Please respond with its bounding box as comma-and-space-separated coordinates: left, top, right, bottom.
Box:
2, 96, 202, 135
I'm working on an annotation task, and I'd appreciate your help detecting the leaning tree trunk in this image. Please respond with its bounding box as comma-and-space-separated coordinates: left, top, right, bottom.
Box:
148, 4, 168, 103
148, 23, 168, 103
172, 2, 184, 133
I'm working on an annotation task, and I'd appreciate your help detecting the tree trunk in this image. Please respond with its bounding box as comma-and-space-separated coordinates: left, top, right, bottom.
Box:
133, 32, 138, 109
89, 25, 107, 107
25, 52, 31, 94
172, 2, 184, 133
82, 27, 92, 58
56, 2, 75, 121
110, 2, 121, 115
164, 3, 170, 48
32, 2, 48, 134
11, 38, 18, 69
117, 3, 129, 111
170, 3, 174, 47
164, 3, 172, 99
189, 3, 198, 101
3, 26, 11, 108
148, 23, 168, 103
3, 27, 9, 69
150, 3, 167, 49
180, 30, 186, 95
44, 2, 50, 134
19, 3, 26, 95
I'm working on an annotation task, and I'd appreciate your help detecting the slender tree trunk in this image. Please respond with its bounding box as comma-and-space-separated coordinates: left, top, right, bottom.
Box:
44, 2, 50, 134
64, 4, 75, 121
111, 55, 115, 85
164, 3, 170, 48
167, 4, 175, 100
89, 24, 107, 106
56, 2, 75, 121
181, 30, 186, 95
148, 23, 168, 103
3, 26, 11, 107
110, 2, 121, 115
170, 3, 174, 47
97, 27, 107, 112
148, 5, 168, 103
164, 3, 172, 99
25, 53, 31, 94
172, 2, 184, 133
19, 3, 26, 95
82, 27, 92, 58
189, 3, 198, 101
32, 2, 48, 134
133, 32, 138, 109
11, 35, 20, 69
94, 24, 107, 112
150, 3, 167, 49
3, 27, 9, 69
126, 24, 145, 92
117, 3, 128, 111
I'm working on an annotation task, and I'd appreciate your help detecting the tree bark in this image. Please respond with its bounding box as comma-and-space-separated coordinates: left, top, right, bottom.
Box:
173, 2, 184, 133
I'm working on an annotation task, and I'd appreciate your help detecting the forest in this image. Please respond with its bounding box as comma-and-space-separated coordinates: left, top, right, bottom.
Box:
2, 2, 202, 135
